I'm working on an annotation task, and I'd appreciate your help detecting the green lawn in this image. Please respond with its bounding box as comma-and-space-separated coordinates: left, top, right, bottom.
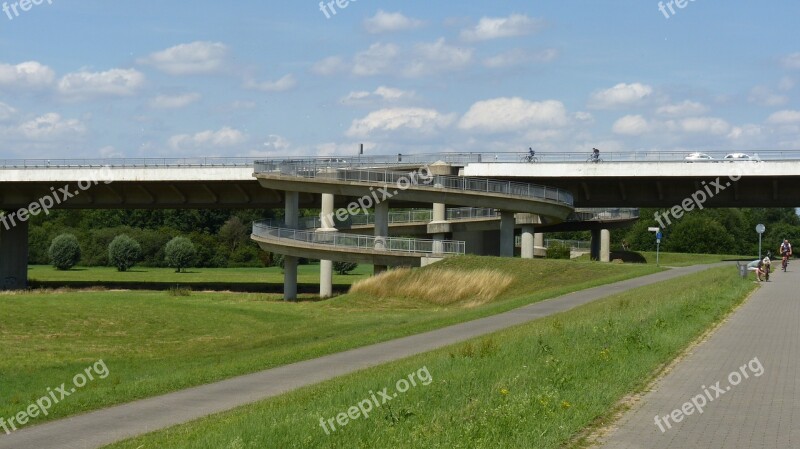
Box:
1, 257, 659, 427
637, 251, 748, 266
28, 263, 373, 286
104, 266, 755, 449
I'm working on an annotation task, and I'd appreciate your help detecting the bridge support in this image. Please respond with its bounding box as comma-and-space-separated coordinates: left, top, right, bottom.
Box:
521, 224, 535, 259
428, 203, 450, 255
0, 218, 28, 290
590, 229, 611, 262
374, 201, 389, 274
534, 233, 545, 258
318, 193, 336, 299
284, 191, 299, 301
500, 211, 515, 257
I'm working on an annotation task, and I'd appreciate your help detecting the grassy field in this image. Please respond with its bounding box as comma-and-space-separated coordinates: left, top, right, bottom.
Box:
105, 266, 756, 449
0, 257, 659, 427
28, 263, 373, 286
637, 251, 748, 266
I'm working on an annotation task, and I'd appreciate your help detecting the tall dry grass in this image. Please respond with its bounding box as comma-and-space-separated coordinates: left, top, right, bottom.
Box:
349, 267, 514, 307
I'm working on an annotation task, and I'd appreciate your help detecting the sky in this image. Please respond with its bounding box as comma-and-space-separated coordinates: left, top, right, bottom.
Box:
0, 0, 798, 160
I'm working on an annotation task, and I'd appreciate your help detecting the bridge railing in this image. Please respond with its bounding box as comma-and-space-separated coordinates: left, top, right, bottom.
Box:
252, 221, 466, 256
0, 157, 256, 168
571, 208, 640, 221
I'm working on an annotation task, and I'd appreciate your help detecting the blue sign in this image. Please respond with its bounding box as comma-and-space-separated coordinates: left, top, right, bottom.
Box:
656, 232, 663, 240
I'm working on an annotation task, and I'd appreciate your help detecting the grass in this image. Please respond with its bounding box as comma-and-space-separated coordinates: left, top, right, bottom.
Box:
637, 251, 747, 266
0, 256, 659, 426
27, 263, 373, 286
104, 266, 756, 449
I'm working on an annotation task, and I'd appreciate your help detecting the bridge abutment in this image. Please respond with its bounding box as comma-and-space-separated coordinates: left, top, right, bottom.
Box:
0, 217, 28, 290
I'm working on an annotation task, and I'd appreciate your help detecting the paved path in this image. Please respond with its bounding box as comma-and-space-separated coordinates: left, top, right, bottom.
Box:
0, 263, 724, 449
597, 263, 799, 448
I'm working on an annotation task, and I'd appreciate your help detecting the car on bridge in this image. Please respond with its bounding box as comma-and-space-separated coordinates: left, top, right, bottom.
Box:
724, 153, 757, 161
684, 152, 714, 162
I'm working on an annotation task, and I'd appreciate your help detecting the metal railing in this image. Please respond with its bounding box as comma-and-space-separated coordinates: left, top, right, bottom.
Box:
253, 221, 465, 256
0, 157, 256, 169
571, 208, 640, 221
545, 239, 592, 251
255, 160, 574, 207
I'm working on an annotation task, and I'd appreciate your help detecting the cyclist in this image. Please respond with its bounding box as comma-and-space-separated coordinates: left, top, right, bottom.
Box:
779, 239, 792, 271
526, 147, 536, 162
590, 147, 601, 163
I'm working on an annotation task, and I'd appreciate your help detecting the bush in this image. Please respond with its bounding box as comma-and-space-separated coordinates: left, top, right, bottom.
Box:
108, 235, 142, 272
333, 261, 358, 275
49, 234, 81, 270
546, 242, 571, 260
164, 237, 197, 273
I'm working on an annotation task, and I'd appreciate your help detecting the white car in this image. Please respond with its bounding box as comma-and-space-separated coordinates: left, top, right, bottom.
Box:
684, 152, 714, 162
724, 153, 754, 161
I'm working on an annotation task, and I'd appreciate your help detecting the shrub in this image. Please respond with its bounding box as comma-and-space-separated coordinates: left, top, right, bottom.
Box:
333, 261, 358, 275
546, 242, 571, 260
49, 234, 81, 270
164, 237, 197, 273
108, 234, 142, 272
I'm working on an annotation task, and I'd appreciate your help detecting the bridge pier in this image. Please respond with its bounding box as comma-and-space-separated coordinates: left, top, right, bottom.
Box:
428, 203, 450, 255
521, 224, 535, 259
590, 229, 611, 262
318, 193, 336, 299
374, 201, 389, 274
283, 191, 299, 301
500, 211, 515, 257
534, 233, 545, 258
0, 217, 28, 290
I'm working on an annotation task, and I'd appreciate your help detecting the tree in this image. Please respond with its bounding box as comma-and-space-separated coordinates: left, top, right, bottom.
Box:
108, 235, 142, 272
333, 261, 358, 275
49, 234, 81, 270
219, 216, 250, 252
164, 237, 197, 273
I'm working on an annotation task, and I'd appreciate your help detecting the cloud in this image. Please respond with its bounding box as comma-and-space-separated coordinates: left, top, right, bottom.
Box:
168, 126, 247, 150
612, 115, 650, 135
748, 86, 788, 107
311, 56, 348, 76
461, 14, 544, 42
149, 93, 201, 109
655, 100, 708, 117
668, 117, 731, 135
483, 48, 558, 68
244, 74, 297, 92
0, 102, 17, 122
404, 38, 472, 77
459, 97, 568, 133
341, 86, 416, 106
589, 83, 653, 109
353, 43, 401, 76
767, 110, 800, 125
364, 11, 422, 34
138, 41, 228, 75
782, 52, 800, 69
58, 68, 145, 99
347, 107, 455, 137
0, 61, 55, 90
15, 113, 87, 140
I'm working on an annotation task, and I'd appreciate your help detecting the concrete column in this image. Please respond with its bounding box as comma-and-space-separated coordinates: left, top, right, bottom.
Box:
600, 229, 611, 263
500, 211, 515, 257
431, 203, 446, 255
374, 200, 389, 274
534, 233, 545, 258
319, 193, 335, 298
283, 191, 299, 301
590, 229, 601, 261
0, 218, 28, 290
521, 224, 535, 259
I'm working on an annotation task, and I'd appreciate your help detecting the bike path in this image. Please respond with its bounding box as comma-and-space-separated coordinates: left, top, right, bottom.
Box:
0, 263, 725, 449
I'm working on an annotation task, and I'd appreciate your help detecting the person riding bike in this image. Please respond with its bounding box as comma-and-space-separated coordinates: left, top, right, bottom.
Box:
589, 147, 601, 163
525, 147, 536, 163
780, 239, 792, 271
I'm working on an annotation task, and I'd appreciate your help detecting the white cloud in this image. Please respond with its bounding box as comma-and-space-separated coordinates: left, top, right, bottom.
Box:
461, 14, 544, 42
138, 41, 228, 75
655, 100, 708, 117
0, 61, 55, 89
589, 83, 653, 109
748, 86, 788, 107
169, 126, 247, 150
669, 117, 731, 135
459, 97, 569, 133
149, 93, 201, 109
244, 74, 297, 92
483, 48, 558, 68
767, 110, 800, 125
16, 113, 86, 140
364, 11, 422, 34
612, 115, 650, 135
0, 102, 17, 122
404, 38, 472, 77
58, 68, 145, 98
347, 108, 455, 137
311, 56, 348, 76
782, 52, 800, 69
341, 86, 416, 106
353, 43, 401, 76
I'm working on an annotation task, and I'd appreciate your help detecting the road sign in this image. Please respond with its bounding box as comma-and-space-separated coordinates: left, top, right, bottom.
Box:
648, 227, 660, 232
756, 224, 765, 234
656, 232, 663, 240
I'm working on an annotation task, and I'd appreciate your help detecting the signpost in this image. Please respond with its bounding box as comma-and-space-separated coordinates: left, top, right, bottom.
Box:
756, 224, 765, 259
649, 227, 662, 267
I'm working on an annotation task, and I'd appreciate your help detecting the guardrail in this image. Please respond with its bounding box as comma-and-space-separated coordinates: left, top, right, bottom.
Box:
545, 239, 592, 251
255, 160, 575, 207
0, 157, 256, 169
571, 208, 640, 221
253, 221, 465, 256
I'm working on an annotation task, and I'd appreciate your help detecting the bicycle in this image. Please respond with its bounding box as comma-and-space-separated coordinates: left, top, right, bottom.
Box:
586, 155, 603, 163
782, 252, 790, 271
519, 154, 538, 163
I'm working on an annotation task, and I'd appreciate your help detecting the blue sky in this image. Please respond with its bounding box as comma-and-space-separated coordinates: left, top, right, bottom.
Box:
0, 0, 798, 159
